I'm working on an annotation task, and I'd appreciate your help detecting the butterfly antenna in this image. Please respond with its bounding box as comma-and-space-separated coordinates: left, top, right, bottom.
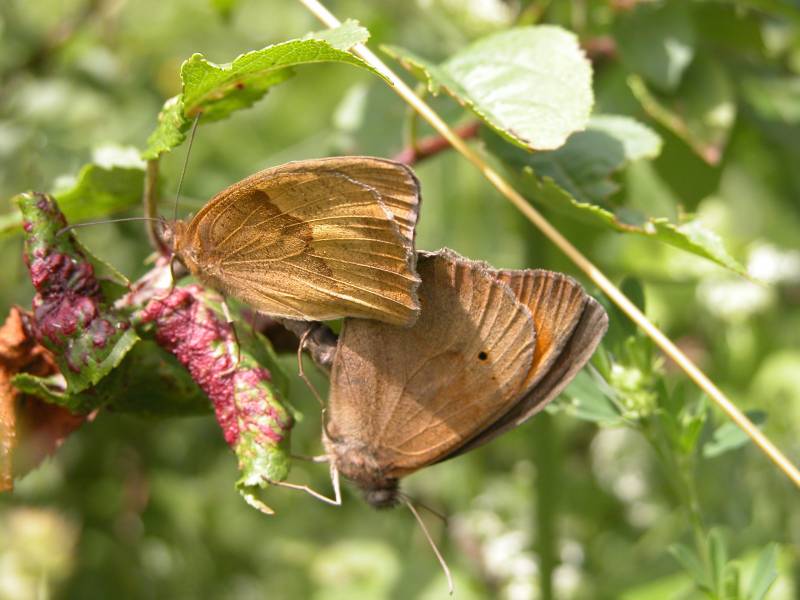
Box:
398, 492, 447, 524
402, 496, 454, 595
297, 326, 325, 408
174, 112, 201, 222
57, 216, 164, 237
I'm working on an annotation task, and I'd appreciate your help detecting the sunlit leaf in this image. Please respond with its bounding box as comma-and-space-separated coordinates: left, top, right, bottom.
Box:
384, 25, 593, 151
143, 20, 377, 159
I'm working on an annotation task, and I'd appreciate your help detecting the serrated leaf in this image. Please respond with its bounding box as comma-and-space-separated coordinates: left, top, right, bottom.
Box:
384, 25, 593, 151
703, 411, 767, 458
142, 20, 378, 159
525, 115, 662, 204
614, 1, 695, 93
748, 544, 778, 600
1, 163, 144, 237
629, 56, 736, 165
483, 131, 747, 275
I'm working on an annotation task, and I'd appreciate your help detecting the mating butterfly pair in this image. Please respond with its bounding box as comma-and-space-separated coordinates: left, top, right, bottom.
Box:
167, 156, 607, 509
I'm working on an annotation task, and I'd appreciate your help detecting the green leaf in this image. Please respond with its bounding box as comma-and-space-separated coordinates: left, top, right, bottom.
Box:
669, 543, 712, 591
703, 411, 767, 458
722, 563, 742, 600
142, 20, 377, 159
709, 529, 729, 595
740, 75, 800, 124
1, 163, 144, 237
748, 544, 778, 600
15, 192, 141, 401
11, 374, 76, 409
384, 25, 593, 151
483, 131, 747, 275
559, 368, 625, 426
614, 1, 695, 93
629, 56, 736, 165
105, 341, 212, 417
524, 115, 662, 204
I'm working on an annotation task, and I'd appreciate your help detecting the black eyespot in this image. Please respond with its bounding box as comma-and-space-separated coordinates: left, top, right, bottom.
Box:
478, 351, 488, 361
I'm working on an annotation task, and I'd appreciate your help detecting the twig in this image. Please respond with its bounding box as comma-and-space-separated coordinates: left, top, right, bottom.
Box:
143, 159, 168, 255
297, 0, 800, 489
393, 121, 480, 166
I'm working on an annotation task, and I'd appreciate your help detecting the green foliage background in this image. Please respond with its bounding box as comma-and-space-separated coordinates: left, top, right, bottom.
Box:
1, 0, 799, 598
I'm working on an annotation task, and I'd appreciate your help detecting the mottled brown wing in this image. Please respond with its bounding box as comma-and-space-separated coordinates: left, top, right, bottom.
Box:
326, 249, 537, 479
452, 271, 608, 455
176, 157, 421, 325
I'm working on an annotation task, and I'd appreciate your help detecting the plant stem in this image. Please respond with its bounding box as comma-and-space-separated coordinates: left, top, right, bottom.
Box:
393, 121, 480, 166
143, 159, 168, 255
532, 412, 559, 600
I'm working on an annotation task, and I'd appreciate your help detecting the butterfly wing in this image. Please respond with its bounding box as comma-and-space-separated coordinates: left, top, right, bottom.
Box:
326, 249, 537, 479
452, 270, 608, 454
178, 157, 421, 325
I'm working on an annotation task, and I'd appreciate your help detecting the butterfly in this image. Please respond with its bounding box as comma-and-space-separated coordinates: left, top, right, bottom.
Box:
322, 248, 608, 507
163, 157, 422, 326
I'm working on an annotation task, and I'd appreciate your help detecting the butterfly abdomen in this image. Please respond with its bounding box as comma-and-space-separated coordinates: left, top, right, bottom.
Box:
323, 434, 401, 508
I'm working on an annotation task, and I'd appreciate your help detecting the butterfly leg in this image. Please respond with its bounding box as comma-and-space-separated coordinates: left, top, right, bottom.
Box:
290, 454, 330, 463
297, 325, 325, 408
269, 464, 341, 506
218, 297, 241, 375
151, 254, 178, 301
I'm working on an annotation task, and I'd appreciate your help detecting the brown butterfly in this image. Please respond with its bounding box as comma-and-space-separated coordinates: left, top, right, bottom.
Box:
162, 157, 422, 326
322, 248, 608, 507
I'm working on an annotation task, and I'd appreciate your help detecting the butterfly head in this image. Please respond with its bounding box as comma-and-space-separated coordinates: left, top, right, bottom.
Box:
323, 432, 400, 509
159, 219, 186, 254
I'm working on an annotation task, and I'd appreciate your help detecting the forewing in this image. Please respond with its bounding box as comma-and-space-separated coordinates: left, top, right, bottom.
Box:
327, 249, 537, 479
181, 157, 421, 325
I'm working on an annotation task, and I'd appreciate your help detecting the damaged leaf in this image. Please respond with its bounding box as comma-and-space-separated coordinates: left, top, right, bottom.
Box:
135, 285, 294, 514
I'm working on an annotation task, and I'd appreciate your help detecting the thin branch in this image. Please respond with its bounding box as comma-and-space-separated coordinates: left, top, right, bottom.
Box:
393, 121, 480, 166
297, 0, 800, 489
143, 159, 168, 255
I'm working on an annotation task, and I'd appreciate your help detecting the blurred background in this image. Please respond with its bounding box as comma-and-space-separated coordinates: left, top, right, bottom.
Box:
1, 0, 799, 598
